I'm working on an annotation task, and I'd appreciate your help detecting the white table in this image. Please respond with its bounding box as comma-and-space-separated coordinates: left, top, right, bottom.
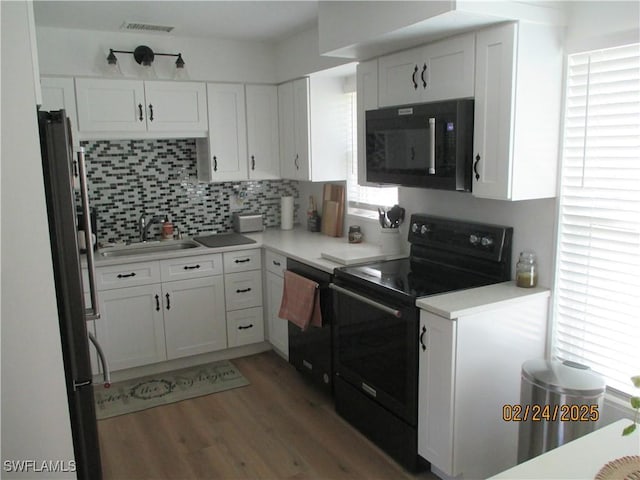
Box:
490, 419, 640, 479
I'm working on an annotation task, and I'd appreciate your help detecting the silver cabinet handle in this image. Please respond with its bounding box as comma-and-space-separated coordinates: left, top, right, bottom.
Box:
428, 117, 436, 175
329, 283, 402, 318
78, 147, 100, 321
88, 332, 110, 388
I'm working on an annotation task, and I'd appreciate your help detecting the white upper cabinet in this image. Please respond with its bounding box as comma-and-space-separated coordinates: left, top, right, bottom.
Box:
278, 76, 347, 182
197, 83, 280, 182
142, 81, 208, 133
40, 76, 80, 148
76, 78, 147, 133
196, 83, 248, 182
246, 85, 280, 180
75, 78, 207, 138
378, 32, 475, 107
472, 22, 563, 201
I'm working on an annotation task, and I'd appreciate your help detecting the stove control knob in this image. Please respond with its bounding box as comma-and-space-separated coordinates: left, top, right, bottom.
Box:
411, 223, 419, 233
481, 236, 494, 247
469, 234, 480, 245
420, 225, 430, 235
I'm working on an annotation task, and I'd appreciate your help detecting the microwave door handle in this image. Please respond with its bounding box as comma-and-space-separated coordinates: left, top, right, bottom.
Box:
428, 117, 436, 175
77, 147, 100, 321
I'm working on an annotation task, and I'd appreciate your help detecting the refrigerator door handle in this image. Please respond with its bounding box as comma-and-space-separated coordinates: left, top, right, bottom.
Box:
77, 147, 100, 321
88, 332, 111, 388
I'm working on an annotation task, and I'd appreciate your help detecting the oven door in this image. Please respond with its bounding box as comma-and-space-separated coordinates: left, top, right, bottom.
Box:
331, 283, 418, 426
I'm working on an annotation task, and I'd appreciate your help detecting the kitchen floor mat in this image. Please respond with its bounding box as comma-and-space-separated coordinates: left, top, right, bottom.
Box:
94, 360, 249, 419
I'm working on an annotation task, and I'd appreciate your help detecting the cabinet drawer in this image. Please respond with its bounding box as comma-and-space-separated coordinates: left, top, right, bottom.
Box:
265, 250, 286, 277
160, 253, 223, 282
225, 270, 263, 311
227, 307, 265, 347
223, 249, 262, 273
96, 261, 160, 290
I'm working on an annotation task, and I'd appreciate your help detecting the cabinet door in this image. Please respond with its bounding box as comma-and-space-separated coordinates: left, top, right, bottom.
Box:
418, 310, 456, 475
95, 284, 166, 371
143, 81, 208, 133
278, 81, 297, 179
75, 78, 147, 133
163, 276, 227, 360
472, 23, 517, 200
227, 307, 265, 348
225, 270, 262, 311
40, 77, 80, 148
265, 271, 288, 358
198, 83, 248, 182
356, 59, 379, 186
422, 33, 475, 102
246, 85, 280, 179
378, 46, 423, 107
292, 78, 311, 180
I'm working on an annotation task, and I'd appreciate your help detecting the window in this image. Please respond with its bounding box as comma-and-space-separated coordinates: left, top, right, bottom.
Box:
553, 43, 640, 396
345, 92, 397, 217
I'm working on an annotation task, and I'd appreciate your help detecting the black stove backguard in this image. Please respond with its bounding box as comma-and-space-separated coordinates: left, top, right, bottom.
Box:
332, 214, 513, 473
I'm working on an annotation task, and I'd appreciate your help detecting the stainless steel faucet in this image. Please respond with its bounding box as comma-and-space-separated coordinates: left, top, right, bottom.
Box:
138, 213, 164, 242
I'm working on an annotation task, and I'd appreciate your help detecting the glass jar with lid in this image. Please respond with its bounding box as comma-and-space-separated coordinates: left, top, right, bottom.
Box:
516, 251, 538, 288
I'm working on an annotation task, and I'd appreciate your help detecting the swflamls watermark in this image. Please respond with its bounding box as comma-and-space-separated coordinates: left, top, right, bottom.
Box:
3, 459, 77, 473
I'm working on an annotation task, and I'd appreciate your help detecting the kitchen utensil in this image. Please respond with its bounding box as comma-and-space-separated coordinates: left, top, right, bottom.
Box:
386, 205, 400, 228
378, 207, 387, 228
321, 200, 339, 236
321, 184, 345, 237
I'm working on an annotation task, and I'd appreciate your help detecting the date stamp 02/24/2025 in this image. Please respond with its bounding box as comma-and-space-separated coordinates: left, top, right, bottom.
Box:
502, 404, 600, 423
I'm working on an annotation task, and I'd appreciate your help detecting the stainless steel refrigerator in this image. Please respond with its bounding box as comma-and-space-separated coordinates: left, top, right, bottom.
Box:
38, 109, 109, 479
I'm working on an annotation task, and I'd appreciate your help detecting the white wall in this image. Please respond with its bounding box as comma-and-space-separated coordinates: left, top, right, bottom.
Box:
274, 25, 353, 83
36, 26, 278, 83
565, 1, 640, 53
1, 2, 77, 478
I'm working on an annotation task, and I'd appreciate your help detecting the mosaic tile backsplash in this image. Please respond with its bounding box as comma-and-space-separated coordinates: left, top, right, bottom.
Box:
80, 139, 299, 245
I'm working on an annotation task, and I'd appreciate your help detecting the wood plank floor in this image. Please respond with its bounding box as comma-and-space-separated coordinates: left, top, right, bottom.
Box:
98, 351, 438, 480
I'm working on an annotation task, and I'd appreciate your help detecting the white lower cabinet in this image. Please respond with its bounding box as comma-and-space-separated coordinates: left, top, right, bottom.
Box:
264, 249, 288, 358
95, 253, 227, 371
223, 250, 265, 347
417, 291, 549, 479
163, 276, 226, 360
224, 270, 263, 311
227, 307, 265, 348
95, 284, 166, 371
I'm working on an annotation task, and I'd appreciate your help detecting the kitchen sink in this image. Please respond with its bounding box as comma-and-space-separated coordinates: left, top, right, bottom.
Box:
99, 239, 201, 258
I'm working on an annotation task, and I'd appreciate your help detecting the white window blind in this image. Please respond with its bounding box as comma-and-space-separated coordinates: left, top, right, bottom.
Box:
553, 43, 640, 396
346, 93, 398, 213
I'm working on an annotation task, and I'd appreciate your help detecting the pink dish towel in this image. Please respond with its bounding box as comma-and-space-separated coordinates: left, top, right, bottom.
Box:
278, 270, 322, 331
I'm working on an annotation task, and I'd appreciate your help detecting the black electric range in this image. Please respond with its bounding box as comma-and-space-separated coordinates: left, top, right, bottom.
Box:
331, 214, 513, 472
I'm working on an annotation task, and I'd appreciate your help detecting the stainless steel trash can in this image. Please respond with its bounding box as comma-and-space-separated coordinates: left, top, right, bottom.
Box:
517, 359, 606, 463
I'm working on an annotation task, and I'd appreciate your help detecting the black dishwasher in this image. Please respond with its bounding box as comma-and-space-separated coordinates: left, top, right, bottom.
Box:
286, 258, 334, 395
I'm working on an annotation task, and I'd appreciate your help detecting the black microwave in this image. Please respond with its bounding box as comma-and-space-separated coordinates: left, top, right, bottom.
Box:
365, 99, 474, 191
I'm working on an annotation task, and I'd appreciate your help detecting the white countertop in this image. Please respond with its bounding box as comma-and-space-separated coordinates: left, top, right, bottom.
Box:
416, 281, 551, 319
93, 227, 406, 273
247, 228, 406, 273
490, 419, 640, 479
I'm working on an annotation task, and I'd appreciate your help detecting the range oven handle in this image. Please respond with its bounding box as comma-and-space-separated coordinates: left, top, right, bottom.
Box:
329, 283, 402, 318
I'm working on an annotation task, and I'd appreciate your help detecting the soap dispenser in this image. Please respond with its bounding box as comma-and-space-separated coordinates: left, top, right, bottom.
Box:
161, 215, 174, 240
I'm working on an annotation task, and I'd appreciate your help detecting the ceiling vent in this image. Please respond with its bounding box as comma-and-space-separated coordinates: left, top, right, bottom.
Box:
120, 22, 174, 34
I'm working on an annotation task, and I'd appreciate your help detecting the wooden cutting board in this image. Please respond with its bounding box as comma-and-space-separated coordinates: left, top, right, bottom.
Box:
320, 184, 345, 237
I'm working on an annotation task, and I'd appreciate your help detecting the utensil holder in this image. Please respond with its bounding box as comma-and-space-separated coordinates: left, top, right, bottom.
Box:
380, 228, 402, 255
